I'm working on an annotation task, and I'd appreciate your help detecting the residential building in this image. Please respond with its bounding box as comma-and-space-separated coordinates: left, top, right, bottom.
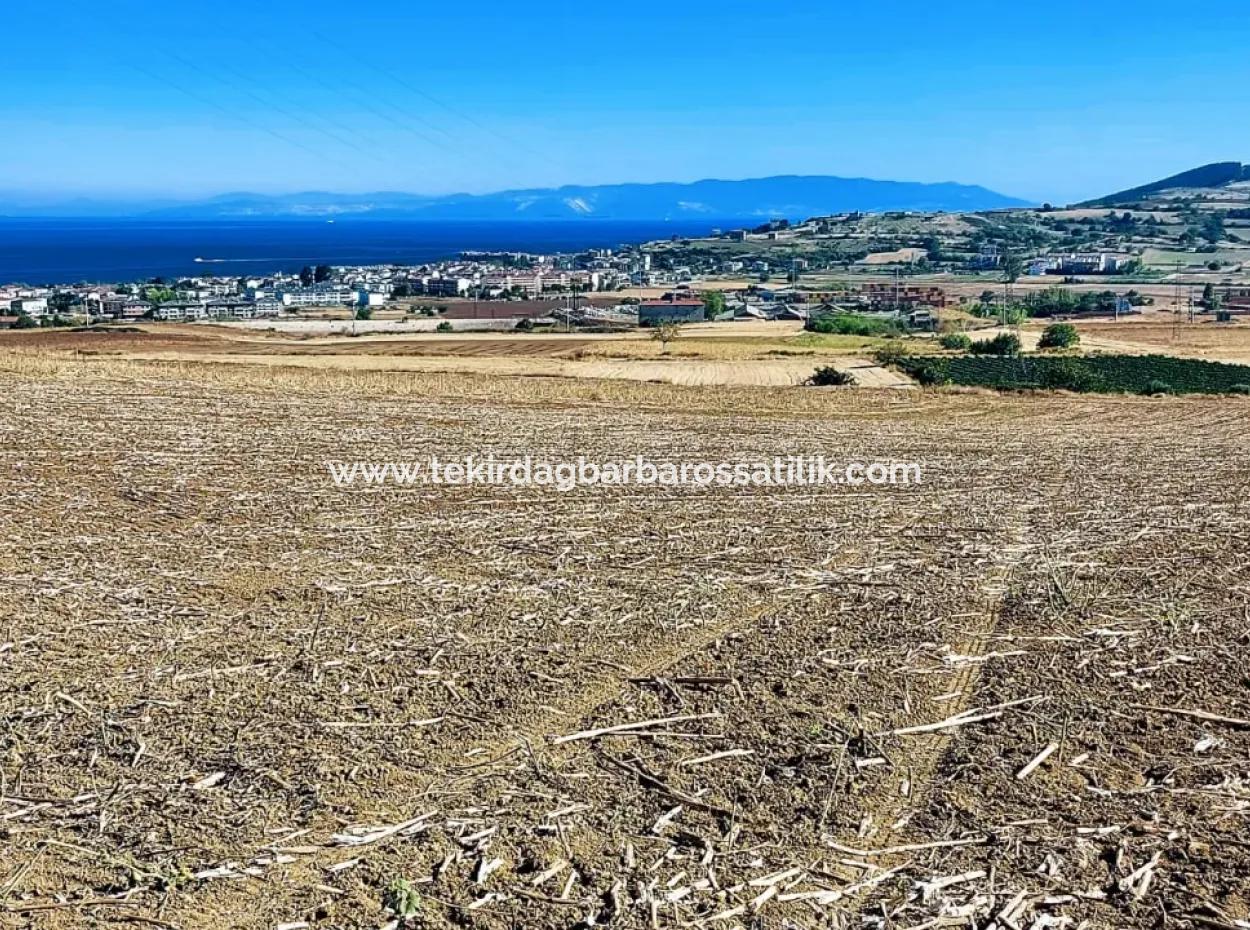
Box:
279, 284, 355, 307
861, 283, 948, 309
154, 302, 209, 322
98, 296, 152, 319
11, 297, 48, 318
1049, 253, 1122, 275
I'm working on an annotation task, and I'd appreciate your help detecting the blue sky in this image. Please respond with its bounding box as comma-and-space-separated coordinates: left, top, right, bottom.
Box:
2, 0, 1248, 204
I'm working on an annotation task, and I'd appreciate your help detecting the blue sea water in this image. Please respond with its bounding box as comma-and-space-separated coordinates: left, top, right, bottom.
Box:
0, 218, 727, 285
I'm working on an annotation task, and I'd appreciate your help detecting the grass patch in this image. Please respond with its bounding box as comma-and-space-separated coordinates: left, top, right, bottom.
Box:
789, 332, 888, 352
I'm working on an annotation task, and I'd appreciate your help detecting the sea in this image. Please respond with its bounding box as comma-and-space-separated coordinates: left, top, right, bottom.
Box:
0, 218, 728, 285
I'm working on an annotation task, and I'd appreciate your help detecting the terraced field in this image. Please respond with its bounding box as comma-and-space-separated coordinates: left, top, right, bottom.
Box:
0, 356, 1247, 930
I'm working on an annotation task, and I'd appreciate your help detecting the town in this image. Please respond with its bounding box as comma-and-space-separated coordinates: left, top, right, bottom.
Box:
4, 201, 1250, 332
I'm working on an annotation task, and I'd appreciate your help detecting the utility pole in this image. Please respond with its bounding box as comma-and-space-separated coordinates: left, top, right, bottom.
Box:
1172, 261, 1182, 342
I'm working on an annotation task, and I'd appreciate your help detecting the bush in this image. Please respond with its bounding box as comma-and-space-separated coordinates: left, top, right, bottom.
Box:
435, 320, 453, 333
1037, 322, 1080, 350
912, 362, 952, 386
1229, 383, 1250, 395
970, 332, 1022, 357
515, 317, 535, 332
873, 342, 911, 367
901, 354, 1250, 396
10, 314, 38, 330
806, 313, 901, 337
354, 306, 373, 320
1036, 357, 1102, 392
807, 365, 856, 386
939, 332, 972, 350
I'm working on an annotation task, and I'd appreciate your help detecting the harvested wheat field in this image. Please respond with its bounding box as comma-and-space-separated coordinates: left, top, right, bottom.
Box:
1, 354, 1248, 930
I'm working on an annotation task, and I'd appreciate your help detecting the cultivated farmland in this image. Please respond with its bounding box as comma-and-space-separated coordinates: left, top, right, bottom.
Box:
1, 355, 1248, 930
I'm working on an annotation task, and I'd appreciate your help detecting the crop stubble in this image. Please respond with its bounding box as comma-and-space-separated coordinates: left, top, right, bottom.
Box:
0, 357, 1247, 929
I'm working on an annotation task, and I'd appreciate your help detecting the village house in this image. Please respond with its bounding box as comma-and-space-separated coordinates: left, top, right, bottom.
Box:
11, 296, 48, 318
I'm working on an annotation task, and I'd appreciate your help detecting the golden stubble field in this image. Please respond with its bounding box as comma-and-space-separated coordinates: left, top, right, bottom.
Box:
0, 322, 910, 388
1, 353, 1248, 930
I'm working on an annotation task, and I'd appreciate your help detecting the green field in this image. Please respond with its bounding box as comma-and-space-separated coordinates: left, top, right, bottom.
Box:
1143, 247, 1249, 269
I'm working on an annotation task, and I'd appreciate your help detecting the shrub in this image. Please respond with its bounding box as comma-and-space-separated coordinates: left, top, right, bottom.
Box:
873, 342, 911, 367
354, 306, 373, 321
515, 317, 535, 332
1229, 383, 1250, 395
806, 313, 901, 337
1037, 322, 1080, 350
384, 878, 422, 920
970, 332, 1022, 357
11, 314, 38, 330
1035, 357, 1102, 392
807, 365, 855, 386
1142, 379, 1172, 396
435, 320, 453, 333
939, 332, 972, 350
912, 362, 951, 386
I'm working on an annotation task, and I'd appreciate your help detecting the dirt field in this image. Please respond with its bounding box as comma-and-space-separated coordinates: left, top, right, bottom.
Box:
1, 354, 1247, 930
0, 323, 913, 389
1064, 319, 1250, 363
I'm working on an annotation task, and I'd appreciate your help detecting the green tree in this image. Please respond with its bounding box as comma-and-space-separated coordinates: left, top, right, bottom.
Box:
970, 332, 1022, 357
49, 292, 80, 314
939, 332, 972, 350
142, 286, 176, 305
314, 264, 333, 283
1200, 214, 1225, 244
701, 290, 727, 318
1038, 322, 1080, 350
299, 266, 315, 287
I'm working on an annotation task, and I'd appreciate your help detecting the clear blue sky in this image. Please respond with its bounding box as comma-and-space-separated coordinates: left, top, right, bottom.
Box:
3, 0, 1248, 205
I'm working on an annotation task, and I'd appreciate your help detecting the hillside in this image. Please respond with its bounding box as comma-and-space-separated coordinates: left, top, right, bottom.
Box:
0, 176, 1029, 221
1079, 161, 1250, 207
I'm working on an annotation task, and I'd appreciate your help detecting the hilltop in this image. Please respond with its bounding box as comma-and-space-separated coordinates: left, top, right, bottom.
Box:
1078, 161, 1250, 207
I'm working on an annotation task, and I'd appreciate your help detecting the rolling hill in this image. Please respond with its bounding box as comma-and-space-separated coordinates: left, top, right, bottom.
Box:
1078, 161, 1250, 207
0, 175, 1029, 221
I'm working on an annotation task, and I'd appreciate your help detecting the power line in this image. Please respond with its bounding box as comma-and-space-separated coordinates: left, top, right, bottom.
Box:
160, 51, 386, 165
263, 51, 508, 173
128, 63, 347, 169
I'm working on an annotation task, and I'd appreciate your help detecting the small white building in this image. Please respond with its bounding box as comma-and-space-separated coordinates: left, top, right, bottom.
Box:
11, 297, 48, 318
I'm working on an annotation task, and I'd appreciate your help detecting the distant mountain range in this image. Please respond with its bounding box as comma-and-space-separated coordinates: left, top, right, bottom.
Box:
0, 175, 1029, 221
1079, 161, 1250, 207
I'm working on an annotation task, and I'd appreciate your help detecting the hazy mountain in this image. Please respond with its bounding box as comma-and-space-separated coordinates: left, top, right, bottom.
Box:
1078, 162, 1250, 207
0, 175, 1029, 221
